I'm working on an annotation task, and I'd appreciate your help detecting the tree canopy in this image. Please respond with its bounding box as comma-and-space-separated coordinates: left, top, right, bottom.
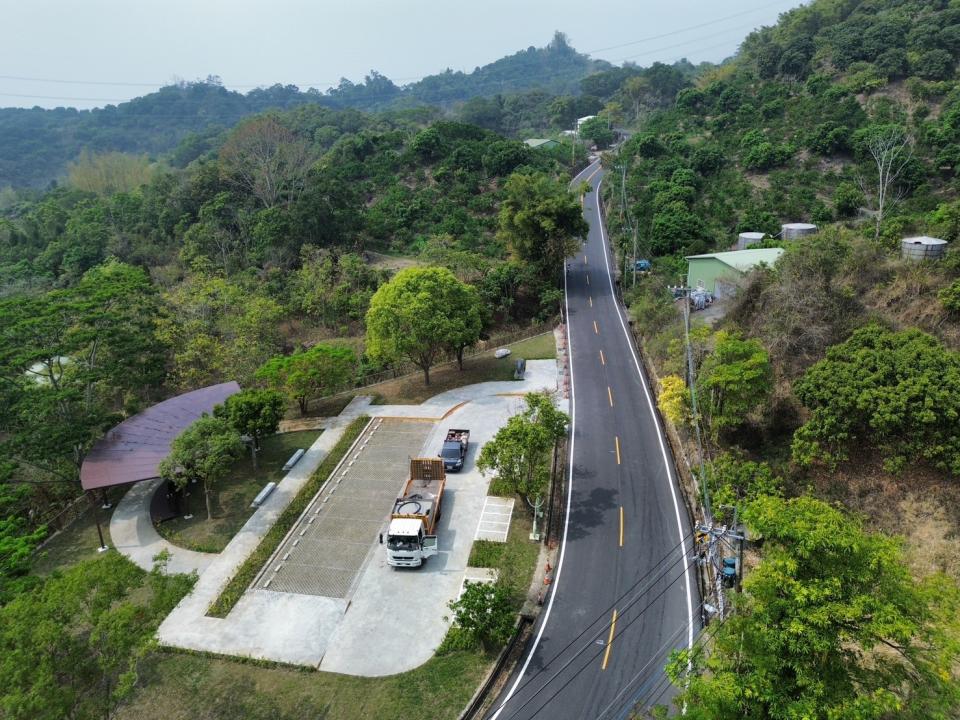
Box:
793, 324, 960, 475
669, 495, 960, 719
365, 266, 485, 385
214, 388, 285, 467
158, 415, 243, 520
477, 392, 568, 505
497, 171, 589, 281
256, 343, 356, 415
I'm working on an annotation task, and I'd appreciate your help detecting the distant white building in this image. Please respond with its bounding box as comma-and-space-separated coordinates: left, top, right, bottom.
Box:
576, 115, 597, 130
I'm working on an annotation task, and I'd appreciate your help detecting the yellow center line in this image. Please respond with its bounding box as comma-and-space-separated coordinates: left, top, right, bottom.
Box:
593, 320, 599, 335
615, 436, 621, 465
600, 350, 605, 365
601, 609, 618, 670
589, 296, 593, 308
619, 506, 624, 547
584, 166, 601, 184
608, 386, 614, 407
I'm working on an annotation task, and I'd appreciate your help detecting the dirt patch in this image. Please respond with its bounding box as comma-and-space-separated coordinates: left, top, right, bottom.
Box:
743, 171, 770, 191
364, 251, 424, 271
805, 454, 960, 580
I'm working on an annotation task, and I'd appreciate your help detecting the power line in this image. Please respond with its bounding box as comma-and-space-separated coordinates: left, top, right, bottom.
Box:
585, 0, 793, 54
0, 1, 797, 104
612, 19, 769, 64
489, 530, 696, 714
499, 556, 700, 720
624, 611, 732, 716
594, 606, 707, 720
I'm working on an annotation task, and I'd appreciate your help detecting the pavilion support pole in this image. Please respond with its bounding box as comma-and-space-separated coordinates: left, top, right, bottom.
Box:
87, 491, 109, 553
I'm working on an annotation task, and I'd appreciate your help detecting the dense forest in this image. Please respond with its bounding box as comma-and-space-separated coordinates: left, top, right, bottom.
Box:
9, 0, 960, 716
0, 32, 619, 189
0, 92, 595, 600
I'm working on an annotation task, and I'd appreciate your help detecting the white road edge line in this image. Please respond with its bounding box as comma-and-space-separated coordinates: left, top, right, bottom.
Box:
594, 176, 696, 652
489, 158, 597, 719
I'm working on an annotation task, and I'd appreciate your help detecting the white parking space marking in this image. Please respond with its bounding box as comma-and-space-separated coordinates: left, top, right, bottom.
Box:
475, 496, 515, 542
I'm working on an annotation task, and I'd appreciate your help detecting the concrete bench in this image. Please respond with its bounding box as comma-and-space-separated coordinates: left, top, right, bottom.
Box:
251, 482, 277, 508
282, 448, 306, 471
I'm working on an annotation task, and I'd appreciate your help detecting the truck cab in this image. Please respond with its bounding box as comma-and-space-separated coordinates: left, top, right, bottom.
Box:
386, 517, 438, 567
386, 458, 445, 568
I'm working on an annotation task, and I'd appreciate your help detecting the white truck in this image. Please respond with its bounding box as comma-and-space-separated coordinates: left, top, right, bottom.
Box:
385, 458, 445, 568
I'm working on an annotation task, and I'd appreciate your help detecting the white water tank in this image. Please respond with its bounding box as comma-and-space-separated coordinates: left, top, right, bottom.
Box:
781, 222, 818, 240
901, 236, 948, 261
737, 232, 766, 250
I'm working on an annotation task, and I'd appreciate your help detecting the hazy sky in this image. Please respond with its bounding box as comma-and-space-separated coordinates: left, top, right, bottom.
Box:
0, 0, 805, 110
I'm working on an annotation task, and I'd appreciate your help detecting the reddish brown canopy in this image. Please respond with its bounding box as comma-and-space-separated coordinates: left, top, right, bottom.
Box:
80, 382, 241, 491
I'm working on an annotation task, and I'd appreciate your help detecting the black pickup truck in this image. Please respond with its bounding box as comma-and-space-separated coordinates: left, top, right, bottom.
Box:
440, 428, 470, 472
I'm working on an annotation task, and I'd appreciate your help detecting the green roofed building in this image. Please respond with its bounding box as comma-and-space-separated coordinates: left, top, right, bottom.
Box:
685, 248, 784, 294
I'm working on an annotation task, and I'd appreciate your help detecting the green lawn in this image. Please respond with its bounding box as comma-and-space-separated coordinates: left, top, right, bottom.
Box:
32, 498, 119, 576
468, 507, 541, 605
365, 331, 557, 406
507, 332, 557, 361
155, 430, 321, 553
116, 646, 491, 720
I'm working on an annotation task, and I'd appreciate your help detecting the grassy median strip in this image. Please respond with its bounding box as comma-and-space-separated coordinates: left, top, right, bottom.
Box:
206, 416, 370, 618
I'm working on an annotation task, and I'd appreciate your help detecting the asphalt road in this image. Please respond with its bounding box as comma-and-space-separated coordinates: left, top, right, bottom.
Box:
488, 160, 700, 720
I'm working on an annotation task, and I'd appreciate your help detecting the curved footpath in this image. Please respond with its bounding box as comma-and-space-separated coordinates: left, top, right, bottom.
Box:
106, 360, 559, 671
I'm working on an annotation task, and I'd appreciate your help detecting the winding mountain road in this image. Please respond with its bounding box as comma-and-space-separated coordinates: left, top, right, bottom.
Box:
488, 160, 700, 720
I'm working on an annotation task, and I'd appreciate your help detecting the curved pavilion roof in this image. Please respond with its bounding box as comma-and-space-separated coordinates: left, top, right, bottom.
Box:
80, 382, 241, 491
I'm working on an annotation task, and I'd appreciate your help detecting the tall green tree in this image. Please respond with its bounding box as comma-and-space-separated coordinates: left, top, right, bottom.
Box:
0, 552, 194, 720
0, 260, 168, 486
477, 392, 568, 505
667, 496, 960, 720
365, 266, 484, 385
214, 389, 285, 469
158, 415, 243, 520
497, 172, 589, 282
255, 343, 356, 415
578, 116, 614, 148
792, 324, 960, 474
697, 331, 772, 441
447, 581, 516, 650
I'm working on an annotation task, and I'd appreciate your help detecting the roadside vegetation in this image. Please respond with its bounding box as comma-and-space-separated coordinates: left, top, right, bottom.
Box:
608, 0, 960, 715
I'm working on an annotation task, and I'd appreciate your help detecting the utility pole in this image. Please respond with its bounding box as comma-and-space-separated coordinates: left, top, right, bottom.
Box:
696, 517, 744, 620
571, 124, 577, 167
632, 225, 638, 287
620, 162, 627, 226
683, 296, 712, 522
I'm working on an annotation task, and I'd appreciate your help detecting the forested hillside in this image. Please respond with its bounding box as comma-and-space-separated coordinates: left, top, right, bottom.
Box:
0, 96, 591, 606
602, 0, 960, 715
0, 32, 611, 189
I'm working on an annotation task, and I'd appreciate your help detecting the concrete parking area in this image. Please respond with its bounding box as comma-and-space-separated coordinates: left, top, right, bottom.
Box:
153, 359, 559, 672
256, 418, 433, 599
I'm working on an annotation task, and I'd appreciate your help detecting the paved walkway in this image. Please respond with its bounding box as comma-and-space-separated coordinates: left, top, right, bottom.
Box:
141, 358, 558, 672
156, 421, 362, 661
110, 478, 215, 575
